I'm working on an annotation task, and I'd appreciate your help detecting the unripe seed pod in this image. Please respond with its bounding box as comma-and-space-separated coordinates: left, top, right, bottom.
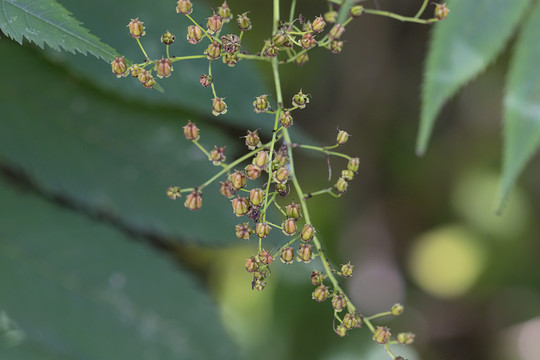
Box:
397, 332, 415, 345
311, 16, 326, 33
336, 130, 350, 145
222, 52, 239, 67
237, 12, 252, 31
245, 256, 259, 273
221, 34, 241, 53
292, 90, 309, 109
340, 262, 353, 277
128, 18, 145, 39
280, 246, 295, 264
324, 10, 338, 23
176, 0, 193, 15
335, 325, 347, 337
331, 293, 347, 312
341, 169, 355, 182
279, 110, 294, 128
245, 164, 262, 180
200, 74, 213, 87
330, 40, 344, 54
161, 30, 175, 45
183, 120, 200, 141
184, 190, 202, 210
139, 71, 155, 89
310, 270, 324, 285
343, 313, 358, 329
258, 249, 274, 265
282, 218, 297, 236
209, 146, 226, 165
229, 171, 247, 190
275, 183, 289, 197
295, 52, 309, 66
235, 223, 252, 239
249, 188, 265, 207
350, 5, 364, 17
253, 95, 269, 113
264, 42, 279, 57
272, 30, 288, 47
167, 186, 182, 200
253, 151, 269, 170
348, 157, 360, 172
373, 326, 391, 344
129, 64, 142, 77
220, 180, 236, 198
335, 177, 348, 195
297, 243, 313, 263
207, 14, 223, 34
217, 1, 232, 22
255, 222, 271, 238
274, 152, 288, 167
205, 41, 222, 60
156, 58, 173, 79
329, 23, 345, 40
245, 130, 261, 150
300, 33, 316, 50
391, 303, 404, 316
312, 284, 330, 302
211, 97, 227, 116
301, 224, 316, 241
274, 167, 290, 184
252, 278, 266, 291
285, 202, 301, 220
353, 313, 363, 328
187, 25, 203, 44
111, 56, 127, 77
231, 196, 250, 217
434, 3, 450, 20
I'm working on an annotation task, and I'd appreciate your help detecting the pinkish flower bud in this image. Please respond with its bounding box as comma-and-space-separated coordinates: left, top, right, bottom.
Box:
205, 41, 222, 60
301, 224, 316, 241
311, 16, 326, 33
255, 222, 271, 238
183, 120, 200, 141
187, 25, 203, 44
246, 164, 262, 180
207, 13, 223, 34
209, 146, 226, 165
161, 30, 175, 45
279, 110, 294, 128
244, 130, 261, 150
231, 196, 250, 217
237, 12, 252, 31
274, 167, 290, 184
285, 202, 301, 220
211, 97, 227, 116
253, 95, 270, 113
280, 246, 295, 264
217, 1, 232, 22
292, 90, 309, 109
176, 0, 193, 15
282, 218, 297, 236
167, 186, 182, 200
348, 157, 360, 172
312, 284, 330, 302
297, 243, 313, 263
329, 23, 345, 40
253, 151, 269, 170
128, 18, 145, 39
155, 58, 173, 79
184, 190, 202, 210
229, 170, 247, 190
331, 293, 347, 312
200, 74, 213, 87
300, 33, 316, 50
249, 188, 265, 207
373, 326, 391, 344
258, 249, 274, 265
111, 56, 127, 78
245, 256, 259, 273
434, 3, 450, 20
220, 180, 236, 198
235, 222, 253, 239
310, 270, 324, 285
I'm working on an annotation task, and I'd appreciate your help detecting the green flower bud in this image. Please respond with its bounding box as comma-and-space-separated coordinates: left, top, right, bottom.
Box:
128, 64, 142, 77
207, 13, 223, 34
301, 224, 316, 241
111, 56, 127, 78
373, 326, 391, 344
167, 186, 182, 200
282, 218, 297, 236
340, 262, 353, 277
397, 332, 415, 345
184, 190, 202, 210
434, 3, 450, 20
128, 18, 145, 39
331, 293, 347, 312
329, 23, 345, 40
200, 74, 213, 87
274, 152, 288, 167
335, 177, 348, 195
253, 151, 269, 170
348, 157, 360, 172
235, 223, 252, 240
176, 0, 193, 15
245, 256, 259, 273
324, 10, 338, 23
297, 243, 313, 263
391, 303, 404, 316
295, 52, 309, 66
217, 1, 232, 22
211, 97, 227, 116
246, 164, 262, 180
276, 183, 289, 197
336, 130, 350, 145
350, 5, 364, 17
312, 284, 330, 302
264, 42, 280, 57
209, 146, 226, 165
274, 167, 290, 184
249, 188, 265, 207
279, 110, 294, 128
222, 52, 239, 67
343, 313, 358, 329
272, 30, 288, 47
280, 246, 295, 264
335, 324, 348, 337
237, 12, 252, 31
253, 95, 270, 113
311, 16, 326, 33
285, 202, 301, 220
310, 270, 324, 285
183, 120, 200, 141
341, 169, 355, 181
300, 33, 316, 50
255, 222, 271, 238
292, 90, 309, 109
244, 130, 261, 150
231, 196, 250, 217
205, 41, 222, 60
330, 40, 343, 54
155, 58, 173, 79
161, 30, 175, 45
187, 25, 203, 44
229, 170, 247, 190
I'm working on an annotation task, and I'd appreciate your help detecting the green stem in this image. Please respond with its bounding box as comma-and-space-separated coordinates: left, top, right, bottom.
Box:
166, 45, 170, 59
192, 140, 211, 158
171, 55, 208, 63
237, 53, 270, 62
273, 0, 280, 33
136, 38, 150, 61
365, 311, 392, 321
414, 0, 430, 18
304, 187, 335, 199
364, 8, 438, 24
289, 0, 297, 24
297, 144, 352, 160
209, 61, 218, 98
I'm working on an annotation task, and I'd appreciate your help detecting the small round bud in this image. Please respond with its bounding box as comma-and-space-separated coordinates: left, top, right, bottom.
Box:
434, 3, 450, 20
335, 324, 348, 337
137, 70, 155, 89
336, 130, 350, 145
222, 52, 239, 67
292, 90, 309, 109
350, 5, 364, 17
245, 256, 259, 273
220, 180, 236, 198
184, 190, 202, 210
348, 157, 360, 172
329, 23, 345, 40
264, 42, 279, 57
155, 58, 173, 79
231, 196, 250, 217
211, 97, 227, 116
209, 146, 226, 165
128, 18, 145, 39
229, 171, 247, 190
183, 120, 200, 141
331, 293, 347, 312
253, 151, 269, 170
275, 183, 289, 197
391, 303, 404, 316
300, 33, 316, 50
253, 95, 270, 113
249, 188, 265, 207
335, 177, 348, 195
176, 0, 193, 15
274, 151, 288, 167
237, 12, 252, 31
244, 130, 261, 150
324, 10, 338, 23
340, 262, 353, 277
207, 13, 223, 34
295, 52, 309, 66
280, 246, 295, 264
200, 74, 213, 87
310, 270, 324, 285
252, 278, 266, 291
285, 202, 301, 220
246, 164, 262, 180
341, 169, 354, 182
330, 40, 343, 54
167, 186, 182, 199
111, 56, 127, 78
312, 284, 330, 302
187, 25, 203, 44
301, 224, 316, 241
397, 332, 415, 345
297, 243, 313, 263
279, 111, 294, 128
128, 64, 142, 77
311, 16, 326, 33
258, 249, 274, 265
217, 1, 232, 22
274, 167, 290, 183
373, 326, 391, 344
161, 30, 175, 45
272, 30, 287, 47
221, 34, 241, 53
282, 218, 297, 236
343, 313, 358, 329
255, 222, 271, 238
235, 223, 253, 240
205, 41, 222, 60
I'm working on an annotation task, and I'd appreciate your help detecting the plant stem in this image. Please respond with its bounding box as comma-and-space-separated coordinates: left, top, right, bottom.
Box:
297, 144, 352, 160
289, 0, 297, 24
136, 38, 150, 61
171, 55, 208, 63
364, 8, 438, 24
209, 61, 218, 98
414, 0, 430, 19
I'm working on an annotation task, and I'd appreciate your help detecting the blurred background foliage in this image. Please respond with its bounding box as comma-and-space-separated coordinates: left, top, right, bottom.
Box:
1, 0, 540, 360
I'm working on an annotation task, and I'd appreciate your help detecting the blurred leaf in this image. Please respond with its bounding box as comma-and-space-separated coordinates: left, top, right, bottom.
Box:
0, 179, 242, 360
0, 0, 118, 61
496, 2, 540, 213
0, 39, 243, 245
417, 0, 530, 155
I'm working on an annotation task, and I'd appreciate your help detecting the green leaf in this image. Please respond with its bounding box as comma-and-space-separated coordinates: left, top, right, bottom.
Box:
0, 39, 242, 245
417, 0, 530, 155
0, 0, 119, 61
496, 2, 540, 213
0, 179, 242, 360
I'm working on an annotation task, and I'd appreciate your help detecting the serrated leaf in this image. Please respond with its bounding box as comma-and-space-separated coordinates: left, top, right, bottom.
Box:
496, 2, 540, 213
0, 0, 119, 61
0, 39, 242, 246
417, 0, 530, 155
0, 179, 242, 360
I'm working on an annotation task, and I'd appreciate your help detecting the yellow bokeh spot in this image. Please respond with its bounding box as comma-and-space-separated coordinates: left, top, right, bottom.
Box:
408, 226, 486, 298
